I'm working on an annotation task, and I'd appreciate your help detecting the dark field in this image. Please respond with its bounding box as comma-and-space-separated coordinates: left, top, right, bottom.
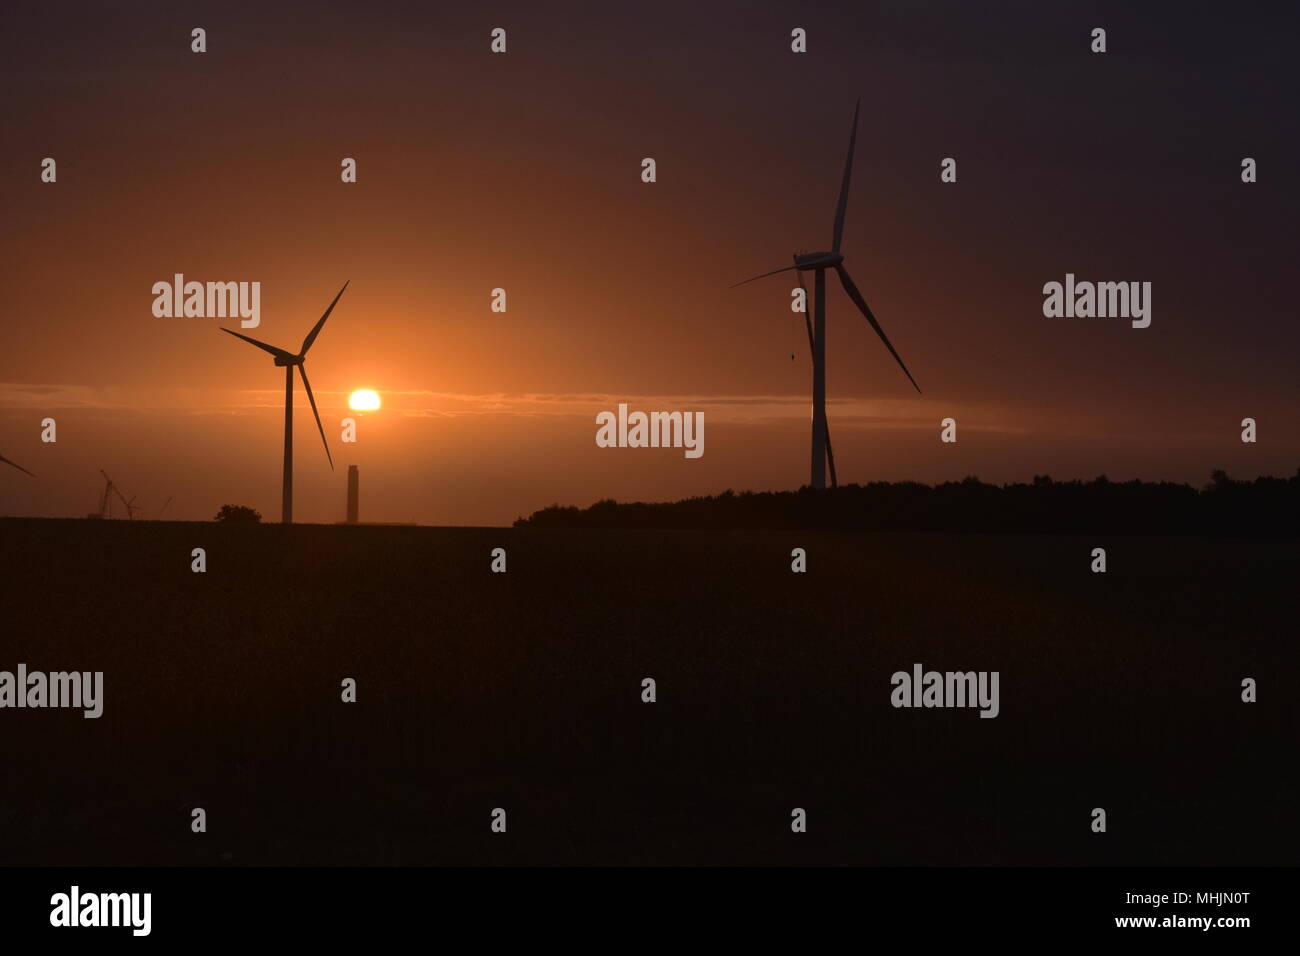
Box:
1, 518, 1296, 866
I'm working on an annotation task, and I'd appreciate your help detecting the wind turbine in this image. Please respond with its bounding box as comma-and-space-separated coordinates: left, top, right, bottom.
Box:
0, 452, 36, 477
734, 100, 921, 490
220, 281, 348, 524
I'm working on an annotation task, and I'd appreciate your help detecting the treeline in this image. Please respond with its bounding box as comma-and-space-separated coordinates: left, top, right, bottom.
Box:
514, 470, 1300, 534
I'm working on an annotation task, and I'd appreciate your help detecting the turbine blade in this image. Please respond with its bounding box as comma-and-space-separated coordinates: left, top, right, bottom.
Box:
825, 426, 838, 489
220, 327, 292, 360
731, 265, 798, 289
301, 281, 349, 356
298, 365, 334, 470
0, 454, 36, 477
834, 264, 921, 393
831, 99, 861, 254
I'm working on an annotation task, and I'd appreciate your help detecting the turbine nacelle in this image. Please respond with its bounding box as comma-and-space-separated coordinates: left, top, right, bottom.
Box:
273, 353, 303, 367
794, 251, 843, 271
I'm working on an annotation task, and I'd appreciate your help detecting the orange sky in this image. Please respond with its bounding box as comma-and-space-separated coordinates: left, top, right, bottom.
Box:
2, 2, 1296, 524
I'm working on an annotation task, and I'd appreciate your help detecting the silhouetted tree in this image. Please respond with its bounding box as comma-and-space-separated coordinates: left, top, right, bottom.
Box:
513, 469, 1300, 535
214, 504, 262, 523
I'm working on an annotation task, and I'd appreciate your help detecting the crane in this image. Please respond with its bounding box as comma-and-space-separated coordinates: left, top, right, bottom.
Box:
118, 491, 142, 521
91, 470, 142, 519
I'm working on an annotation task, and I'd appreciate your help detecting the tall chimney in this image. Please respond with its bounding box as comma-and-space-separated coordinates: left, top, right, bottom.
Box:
346, 465, 359, 524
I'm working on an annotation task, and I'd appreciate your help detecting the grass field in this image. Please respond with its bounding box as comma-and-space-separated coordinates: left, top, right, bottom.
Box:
1, 517, 1295, 865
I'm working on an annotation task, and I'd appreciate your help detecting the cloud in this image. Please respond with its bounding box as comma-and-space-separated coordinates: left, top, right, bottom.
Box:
0, 382, 1040, 432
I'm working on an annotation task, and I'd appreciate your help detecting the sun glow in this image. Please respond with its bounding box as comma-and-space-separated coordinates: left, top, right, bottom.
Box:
348, 389, 381, 411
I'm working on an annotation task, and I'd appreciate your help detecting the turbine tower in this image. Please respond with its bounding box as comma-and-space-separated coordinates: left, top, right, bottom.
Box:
793, 263, 838, 488
0, 452, 35, 477
221, 281, 348, 523
734, 101, 921, 490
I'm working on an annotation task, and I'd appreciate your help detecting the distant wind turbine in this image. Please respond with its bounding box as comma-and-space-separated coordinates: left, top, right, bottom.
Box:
0, 452, 36, 477
220, 281, 348, 524
734, 100, 921, 490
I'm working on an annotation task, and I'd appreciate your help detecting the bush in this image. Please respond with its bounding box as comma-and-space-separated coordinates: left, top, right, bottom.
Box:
214, 504, 262, 524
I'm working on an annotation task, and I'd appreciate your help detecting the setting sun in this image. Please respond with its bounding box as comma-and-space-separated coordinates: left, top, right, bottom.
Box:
348, 389, 381, 411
